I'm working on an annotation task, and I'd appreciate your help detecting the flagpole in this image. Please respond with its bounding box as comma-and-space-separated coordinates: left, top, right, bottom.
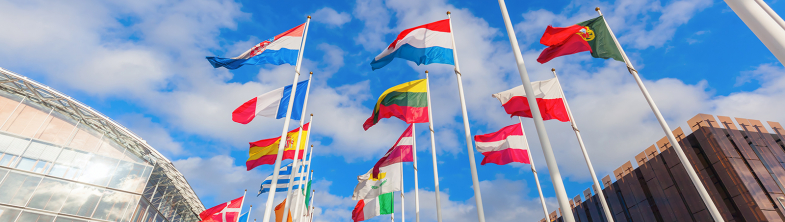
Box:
551, 69, 614, 222
247, 205, 253, 222
423, 70, 443, 222
281, 74, 314, 222
309, 189, 315, 222
263, 15, 311, 222
446, 12, 486, 222
411, 124, 421, 222
496, 2, 574, 221
595, 8, 724, 221
295, 146, 315, 222
724, 0, 785, 64
293, 114, 315, 222
519, 117, 549, 220
239, 190, 247, 222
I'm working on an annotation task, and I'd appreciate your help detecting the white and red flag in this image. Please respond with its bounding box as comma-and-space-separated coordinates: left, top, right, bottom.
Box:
474, 123, 530, 165
371, 124, 414, 178
200, 196, 244, 222
492, 77, 569, 122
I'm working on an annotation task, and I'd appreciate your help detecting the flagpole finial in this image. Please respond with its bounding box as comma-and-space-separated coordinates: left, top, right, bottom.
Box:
308, 15, 311, 19
311, 169, 314, 172
245, 189, 247, 191
595, 7, 600, 11
551, 68, 556, 72
425, 70, 429, 73
311, 144, 313, 147
447, 11, 451, 15
310, 71, 313, 75
250, 205, 253, 207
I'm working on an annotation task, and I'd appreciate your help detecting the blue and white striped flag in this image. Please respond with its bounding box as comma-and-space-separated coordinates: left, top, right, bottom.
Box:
258, 162, 307, 195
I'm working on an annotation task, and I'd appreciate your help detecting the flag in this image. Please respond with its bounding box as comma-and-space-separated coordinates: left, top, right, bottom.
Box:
207, 24, 305, 69
259, 163, 306, 194
274, 199, 293, 222
238, 212, 248, 222
474, 123, 530, 165
363, 79, 428, 130
232, 80, 309, 124
370, 19, 454, 70
372, 124, 414, 178
353, 163, 402, 200
247, 123, 309, 170
536, 16, 623, 63
199, 196, 244, 222
303, 180, 313, 208
352, 192, 394, 222
491, 77, 569, 122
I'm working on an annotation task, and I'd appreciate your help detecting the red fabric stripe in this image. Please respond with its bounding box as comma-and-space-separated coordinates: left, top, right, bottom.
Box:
273, 23, 305, 40
372, 124, 414, 177
501, 97, 570, 122
246, 150, 306, 171
248, 123, 310, 148
481, 148, 530, 165
537, 33, 591, 63
473, 123, 523, 143
387, 19, 451, 50
232, 97, 258, 124
363, 104, 429, 130
352, 200, 366, 222
539, 25, 584, 46
200, 196, 244, 222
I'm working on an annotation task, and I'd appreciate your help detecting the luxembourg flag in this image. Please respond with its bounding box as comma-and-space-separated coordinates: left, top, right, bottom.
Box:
232, 80, 309, 124
207, 23, 305, 69
370, 19, 454, 70
474, 123, 530, 165
491, 77, 570, 122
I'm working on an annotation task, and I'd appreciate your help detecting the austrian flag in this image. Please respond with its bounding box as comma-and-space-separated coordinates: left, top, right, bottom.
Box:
474, 123, 530, 165
199, 196, 244, 222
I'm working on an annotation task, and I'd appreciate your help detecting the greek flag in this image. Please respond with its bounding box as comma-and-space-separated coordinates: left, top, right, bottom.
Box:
258, 162, 307, 195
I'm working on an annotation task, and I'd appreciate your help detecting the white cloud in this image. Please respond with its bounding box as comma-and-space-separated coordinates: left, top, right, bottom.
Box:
312, 7, 352, 27
117, 113, 185, 157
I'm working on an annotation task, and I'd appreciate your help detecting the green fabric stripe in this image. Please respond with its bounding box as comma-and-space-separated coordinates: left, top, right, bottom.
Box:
379, 91, 428, 108
378, 192, 394, 215
303, 180, 312, 208
577, 16, 624, 62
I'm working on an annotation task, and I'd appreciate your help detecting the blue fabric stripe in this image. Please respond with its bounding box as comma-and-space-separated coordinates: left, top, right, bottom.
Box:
206, 48, 299, 70
276, 80, 309, 120
259, 184, 301, 194
370, 44, 454, 70
239, 212, 248, 222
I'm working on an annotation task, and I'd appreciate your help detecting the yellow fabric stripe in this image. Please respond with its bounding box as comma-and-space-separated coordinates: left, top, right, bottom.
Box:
248, 129, 309, 161
374, 79, 427, 112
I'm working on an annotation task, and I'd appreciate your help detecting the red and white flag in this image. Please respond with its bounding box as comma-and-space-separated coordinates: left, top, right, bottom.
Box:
200, 196, 244, 222
492, 77, 569, 122
474, 123, 530, 165
371, 124, 414, 178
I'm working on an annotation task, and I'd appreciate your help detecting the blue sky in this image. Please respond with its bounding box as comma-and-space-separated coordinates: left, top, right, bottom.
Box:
1, 0, 785, 221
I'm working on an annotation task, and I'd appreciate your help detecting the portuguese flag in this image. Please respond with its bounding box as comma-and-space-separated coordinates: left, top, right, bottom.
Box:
537, 15, 624, 63
363, 79, 428, 130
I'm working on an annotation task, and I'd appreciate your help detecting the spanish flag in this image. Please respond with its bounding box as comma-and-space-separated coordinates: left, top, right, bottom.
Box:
363, 79, 428, 130
247, 123, 309, 171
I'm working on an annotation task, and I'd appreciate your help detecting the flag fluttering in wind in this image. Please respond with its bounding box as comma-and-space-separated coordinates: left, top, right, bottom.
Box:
274, 199, 293, 222
370, 19, 454, 70
232, 80, 309, 124
199, 196, 244, 222
352, 192, 394, 222
474, 123, 530, 165
259, 163, 306, 194
492, 77, 569, 122
363, 79, 428, 130
247, 123, 309, 171
238, 212, 248, 222
207, 24, 305, 69
536, 16, 623, 63
303, 180, 313, 208
372, 124, 414, 177
353, 163, 402, 200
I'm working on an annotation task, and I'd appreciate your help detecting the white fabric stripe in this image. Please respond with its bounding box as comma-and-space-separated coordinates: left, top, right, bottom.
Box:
374, 28, 453, 60
492, 78, 563, 104
475, 135, 528, 153
255, 86, 285, 118
363, 198, 380, 219
396, 136, 414, 146
265, 36, 303, 51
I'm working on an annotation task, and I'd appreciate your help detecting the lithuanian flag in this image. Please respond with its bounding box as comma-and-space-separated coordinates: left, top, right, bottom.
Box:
363, 79, 428, 130
246, 123, 309, 171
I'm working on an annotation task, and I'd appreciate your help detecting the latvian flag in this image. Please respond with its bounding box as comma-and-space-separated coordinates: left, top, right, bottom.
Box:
207, 23, 305, 69
474, 123, 530, 165
492, 77, 569, 122
370, 19, 454, 70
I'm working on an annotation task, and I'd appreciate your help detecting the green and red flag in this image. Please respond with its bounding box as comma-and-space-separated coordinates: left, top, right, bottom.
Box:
537, 15, 624, 63
363, 79, 428, 130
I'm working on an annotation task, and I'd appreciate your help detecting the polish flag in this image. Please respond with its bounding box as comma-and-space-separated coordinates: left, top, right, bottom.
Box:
371, 124, 414, 178
474, 123, 530, 165
492, 77, 569, 122
200, 196, 244, 222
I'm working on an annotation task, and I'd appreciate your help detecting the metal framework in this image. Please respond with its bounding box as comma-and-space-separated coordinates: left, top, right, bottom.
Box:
0, 67, 205, 215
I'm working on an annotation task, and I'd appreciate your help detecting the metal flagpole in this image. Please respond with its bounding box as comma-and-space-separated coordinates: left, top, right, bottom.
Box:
724, 0, 785, 64
518, 117, 549, 221
446, 12, 486, 222
262, 15, 311, 222
282, 73, 315, 222
298, 155, 314, 221
411, 124, 421, 222
309, 190, 316, 222
551, 69, 614, 222
496, 1, 574, 221
401, 162, 405, 222
240, 189, 247, 222
247, 205, 253, 222
595, 7, 724, 221
423, 70, 443, 222
293, 114, 315, 222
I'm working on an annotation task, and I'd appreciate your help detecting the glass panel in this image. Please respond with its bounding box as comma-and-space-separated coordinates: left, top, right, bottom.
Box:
27, 178, 72, 212
47, 164, 68, 178
76, 155, 119, 186
16, 211, 55, 222
66, 124, 102, 153
0, 133, 17, 153
93, 190, 135, 222
4, 100, 52, 138
0, 206, 22, 222
0, 168, 7, 181
4, 137, 30, 156
35, 110, 77, 145
15, 158, 37, 171
137, 166, 153, 194
60, 184, 102, 217
0, 91, 25, 128
32, 161, 48, 174
110, 162, 149, 193
95, 137, 125, 160
142, 203, 157, 222
121, 196, 141, 222
0, 154, 15, 167
154, 213, 165, 222
0, 172, 42, 206
130, 199, 150, 222
53, 216, 87, 222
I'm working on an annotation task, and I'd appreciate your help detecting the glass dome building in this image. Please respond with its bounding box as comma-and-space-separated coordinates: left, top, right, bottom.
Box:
0, 68, 205, 222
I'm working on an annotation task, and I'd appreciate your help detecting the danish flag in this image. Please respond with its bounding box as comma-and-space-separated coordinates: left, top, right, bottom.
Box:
200, 196, 245, 222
